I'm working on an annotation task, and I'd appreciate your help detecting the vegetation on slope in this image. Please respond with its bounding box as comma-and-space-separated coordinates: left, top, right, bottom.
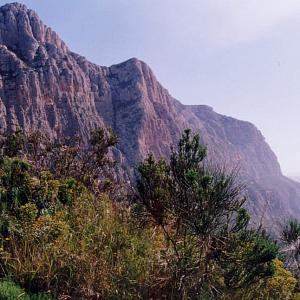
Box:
0, 128, 298, 299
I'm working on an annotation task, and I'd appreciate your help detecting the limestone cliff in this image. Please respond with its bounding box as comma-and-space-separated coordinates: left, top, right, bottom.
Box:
1, 2, 300, 228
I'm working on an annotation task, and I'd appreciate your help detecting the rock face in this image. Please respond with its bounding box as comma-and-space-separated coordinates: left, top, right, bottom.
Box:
1, 2, 300, 228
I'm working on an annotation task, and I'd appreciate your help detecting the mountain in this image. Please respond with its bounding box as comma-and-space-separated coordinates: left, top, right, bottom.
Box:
1, 2, 300, 229
289, 176, 300, 183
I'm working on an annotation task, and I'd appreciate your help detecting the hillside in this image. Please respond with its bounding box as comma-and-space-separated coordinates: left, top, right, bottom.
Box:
0, 2, 300, 227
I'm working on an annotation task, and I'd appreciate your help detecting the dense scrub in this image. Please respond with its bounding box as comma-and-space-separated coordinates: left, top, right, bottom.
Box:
0, 128, 298, 299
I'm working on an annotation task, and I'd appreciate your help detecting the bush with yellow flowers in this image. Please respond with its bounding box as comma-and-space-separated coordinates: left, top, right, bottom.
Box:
1, 128, 300, 299
0, 157, 159, 298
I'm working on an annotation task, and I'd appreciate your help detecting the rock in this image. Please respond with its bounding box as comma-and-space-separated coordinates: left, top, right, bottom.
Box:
0, 2, 299, 230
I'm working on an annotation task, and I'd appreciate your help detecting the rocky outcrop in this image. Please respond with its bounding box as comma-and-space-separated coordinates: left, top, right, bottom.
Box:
1, 2, 300, 228
0, 3, 104, 140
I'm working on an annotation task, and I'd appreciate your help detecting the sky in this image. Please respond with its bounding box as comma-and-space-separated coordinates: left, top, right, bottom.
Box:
1, 0, 300, 176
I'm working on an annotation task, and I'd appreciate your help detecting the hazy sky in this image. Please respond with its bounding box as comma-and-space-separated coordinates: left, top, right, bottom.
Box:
1, 0, 300, 175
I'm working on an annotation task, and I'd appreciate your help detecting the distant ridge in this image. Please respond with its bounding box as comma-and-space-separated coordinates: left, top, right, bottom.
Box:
289, 176, 300, 183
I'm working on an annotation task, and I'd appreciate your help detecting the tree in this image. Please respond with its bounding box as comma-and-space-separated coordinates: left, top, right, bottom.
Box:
0, 128, 118, 195
0, 129, 25, 158
136, 129, 278, 298
281, 219, 300, 285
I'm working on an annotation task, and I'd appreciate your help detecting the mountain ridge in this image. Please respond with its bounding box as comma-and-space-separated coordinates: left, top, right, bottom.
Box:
1, 2, 300, 228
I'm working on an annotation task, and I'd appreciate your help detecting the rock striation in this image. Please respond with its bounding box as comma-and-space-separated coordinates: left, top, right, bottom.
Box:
1, 2, 300, 228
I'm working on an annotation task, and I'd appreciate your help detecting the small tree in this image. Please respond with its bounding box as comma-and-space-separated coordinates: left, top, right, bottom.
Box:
281, 219, 300, 284
0, 129, 25, 158
136, 129, 278, 298
0, 128, 118, 195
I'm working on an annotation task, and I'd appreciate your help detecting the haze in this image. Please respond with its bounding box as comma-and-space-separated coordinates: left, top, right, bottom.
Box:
1, 0, 300, 176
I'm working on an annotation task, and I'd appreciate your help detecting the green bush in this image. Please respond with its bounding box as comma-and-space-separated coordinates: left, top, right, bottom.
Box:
136, 129, 280, 298
0, 279, 53, 300
0, 128, 298, 299
0, 279, 26, 300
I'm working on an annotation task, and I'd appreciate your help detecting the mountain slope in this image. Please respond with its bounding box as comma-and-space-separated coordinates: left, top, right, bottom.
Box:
1, 2, 300, 228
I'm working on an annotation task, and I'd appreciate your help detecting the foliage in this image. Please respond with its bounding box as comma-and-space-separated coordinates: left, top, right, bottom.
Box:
0, 128, 297, 299
1, 193, 157, 298
0, 129, 25, 158
230, 259, 297, 300
266, 259, 297, 299
281, 218, 300, 293
283, 220, 300, 244
0, 128, 118, 195
136, 129, 279, 298
0, 279, 26, 300
0, 128, 156, 299
0, 278, 53, 300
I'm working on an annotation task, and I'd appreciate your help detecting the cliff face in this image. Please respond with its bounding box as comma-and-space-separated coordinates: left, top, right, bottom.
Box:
0, 3, 104, 139
1, 2, 300, 227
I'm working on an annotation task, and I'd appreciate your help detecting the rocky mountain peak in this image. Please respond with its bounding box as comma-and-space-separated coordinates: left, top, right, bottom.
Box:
0, 2, 68, 62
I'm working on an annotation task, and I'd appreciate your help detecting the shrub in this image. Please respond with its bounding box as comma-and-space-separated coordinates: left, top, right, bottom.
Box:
0, 183, 158, 298
0, 278, 53, 300
0, 128, 293, 299
136, 129, 279, 298
0, 279, 26, 300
